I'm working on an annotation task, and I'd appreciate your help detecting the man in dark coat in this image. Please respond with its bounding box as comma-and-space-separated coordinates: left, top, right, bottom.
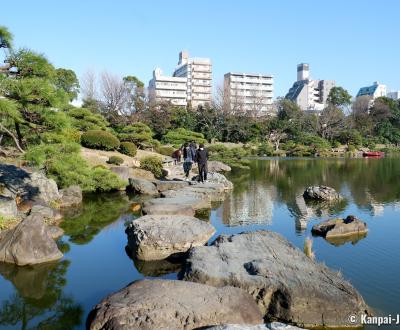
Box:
195, 143, 209, 183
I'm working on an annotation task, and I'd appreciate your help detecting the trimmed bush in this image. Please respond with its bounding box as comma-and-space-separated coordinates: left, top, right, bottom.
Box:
81, 130, 120, 151
162, 128, 206, 145
119, 142, 137, 157
118, 123, 155, 149
157, 145, 175, 157
107, 156, 124, 165
140, 156, 164, 178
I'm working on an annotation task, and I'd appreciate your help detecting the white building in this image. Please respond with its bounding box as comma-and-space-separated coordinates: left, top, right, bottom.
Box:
387, 91, 400, 100
148, 68, 187, 106
173, 51, 212, 108
223, 72, 274, 115
356, 81, 387, 99
286, 63, 335, 112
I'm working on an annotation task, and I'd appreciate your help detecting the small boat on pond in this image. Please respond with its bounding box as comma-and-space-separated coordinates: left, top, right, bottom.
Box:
362, 151, 385, 158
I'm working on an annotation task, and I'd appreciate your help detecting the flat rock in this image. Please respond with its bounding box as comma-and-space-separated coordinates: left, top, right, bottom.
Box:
208, 160, 232, 172
0, 196, 17, 218
30, 204, 63, 222
154, 180, 189, 192
125, 214, 215, 260
128, 178, 159, 196
0, 213, 63, 266
110, 166, 155, 181
86, 279, 263, 330
205, 323, 304, 330
181, 230, 370, 328
161, 183, 226, 202
142, 203, 195, 216
59, 185, 82, 208
143, 196, 211, 212
312, 215, 368, 238
303, 185, 342, 201
193, 172, 234, 190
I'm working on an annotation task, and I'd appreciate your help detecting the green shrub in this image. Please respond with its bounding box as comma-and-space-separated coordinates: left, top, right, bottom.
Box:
348, 144, 356, 152
207, 144, 250, 170
257, 142, 274, 156
107, 156, 124, 165
67, 107, 109, 131
117, 122, 155, 149
297, 133, 331, 150
157, 145, 175, 157
332, 140, 341, 148
119, 142, 137, 157
81, 130, 120, 150
140, 156, 164, 178
162, 128, 206, 145
90, 167, 126, 192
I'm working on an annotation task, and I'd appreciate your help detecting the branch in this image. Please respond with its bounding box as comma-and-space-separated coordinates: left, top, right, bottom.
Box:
0, 123, 25, 153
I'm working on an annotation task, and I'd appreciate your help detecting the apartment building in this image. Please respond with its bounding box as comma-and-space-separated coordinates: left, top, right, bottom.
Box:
173, 51, 212, 108
286, 63, 335, 112
148, 68, 187, 107
356, 81, 387, 99
224, 72, 274, 115
387, 91, 400, 100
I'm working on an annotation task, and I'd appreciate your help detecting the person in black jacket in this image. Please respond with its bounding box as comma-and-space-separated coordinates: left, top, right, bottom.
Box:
182, 142, 196, 180
195, 143, 209, 183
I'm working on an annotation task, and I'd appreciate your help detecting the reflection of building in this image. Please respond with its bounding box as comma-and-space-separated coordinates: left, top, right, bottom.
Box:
223, 72, 274, 115
285, 63, 335, 112
222, 183, 276, 226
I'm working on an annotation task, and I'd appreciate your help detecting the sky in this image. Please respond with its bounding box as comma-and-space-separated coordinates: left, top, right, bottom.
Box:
1, 0, 399, 98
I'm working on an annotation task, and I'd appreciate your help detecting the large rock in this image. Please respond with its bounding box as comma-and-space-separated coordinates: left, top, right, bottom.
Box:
125, 214, 215, 260
0, 213, 63, 265
86, 279, 263, 330
193, 172, 234, 190
161, 182, 226, 202
303, 185, 342, 201
154, 180, 189, 192
110, 166, 155, 181
208, 161, 232, 172
143, 196, 211, 212
30, 204, 62, 223
312, 215, 368, 239
0, 164, 60, 204
0, 196, 17, 218
142, 202, 195, 216
181, 230, 370, 328
205, 323, 304, 330
128, 178, 159, 196
59, 185, 82, 208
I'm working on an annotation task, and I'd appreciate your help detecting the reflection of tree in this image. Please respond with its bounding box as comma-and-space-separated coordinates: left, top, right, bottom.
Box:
0, 261, 82, 329
61, 192, 130, 244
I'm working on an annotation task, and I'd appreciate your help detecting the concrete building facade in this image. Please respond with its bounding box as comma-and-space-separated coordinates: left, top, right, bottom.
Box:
148, 68, 187, 106
223, 72, 274, 115
173, 51, 212, 108
356, 81, 387, 99
286, 63, 335, 112
387, 91, 400, 100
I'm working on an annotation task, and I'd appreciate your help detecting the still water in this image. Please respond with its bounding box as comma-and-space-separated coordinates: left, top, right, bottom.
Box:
0, 157, 399, 329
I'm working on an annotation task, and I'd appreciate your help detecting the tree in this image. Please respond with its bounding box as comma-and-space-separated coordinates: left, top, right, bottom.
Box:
55, 68, 80, 101
327, 86, 352, 108
117, 122, 155, 149
317, 105, 345, 140
0, 26, 13, 49
351, 95, 373, 135
81, 70, 99, 112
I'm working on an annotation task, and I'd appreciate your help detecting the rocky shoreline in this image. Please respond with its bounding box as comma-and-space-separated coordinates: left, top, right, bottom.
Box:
0, 163, 372, 329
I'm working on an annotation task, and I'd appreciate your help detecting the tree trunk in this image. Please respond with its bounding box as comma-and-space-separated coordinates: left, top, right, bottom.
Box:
0, 123, 25, 153
14, 122, 23, 147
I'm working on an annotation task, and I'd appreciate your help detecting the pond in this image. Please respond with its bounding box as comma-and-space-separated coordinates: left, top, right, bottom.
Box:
0, 157, 399, 329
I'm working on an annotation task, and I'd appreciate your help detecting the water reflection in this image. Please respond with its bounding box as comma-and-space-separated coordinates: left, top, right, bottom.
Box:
0, 261, 82, 329
225, 157, 400, 231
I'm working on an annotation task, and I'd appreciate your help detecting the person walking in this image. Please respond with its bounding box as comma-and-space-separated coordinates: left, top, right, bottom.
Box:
182, 142, 195, 180
195, 143, 209, 183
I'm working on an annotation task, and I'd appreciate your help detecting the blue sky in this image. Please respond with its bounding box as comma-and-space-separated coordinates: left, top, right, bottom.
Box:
1, 0, 399, 98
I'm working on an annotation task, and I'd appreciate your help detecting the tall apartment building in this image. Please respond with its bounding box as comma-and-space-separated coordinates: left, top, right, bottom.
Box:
148, 68, 187, 106
286, 63, 335, 112
173, 51, 212, 108
387, 91, 400, 100
224, 72, 274, 115
356, 81, 387, 99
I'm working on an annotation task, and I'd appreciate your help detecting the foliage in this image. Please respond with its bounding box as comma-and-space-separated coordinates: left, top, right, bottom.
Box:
107, 155, 124, 165
140, 155, 164, 178
162, 128, 206, 146
257, 142, 275, 156
119, 141, 137, 157
0, 25, 13, 48
67, 107, 109, 131
327, 87, 352, 107
117, 122, 155, 149
156, 145, 175, 157
208, 144, 250, 170
54, 68, 80, 101
81, 130, 120, 150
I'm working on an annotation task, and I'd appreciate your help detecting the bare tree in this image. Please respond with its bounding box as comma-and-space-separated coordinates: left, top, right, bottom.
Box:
81, 70, 97, 101
317, 105, 345, 140
99, 71, 129, 124
351, 95, 373, 133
